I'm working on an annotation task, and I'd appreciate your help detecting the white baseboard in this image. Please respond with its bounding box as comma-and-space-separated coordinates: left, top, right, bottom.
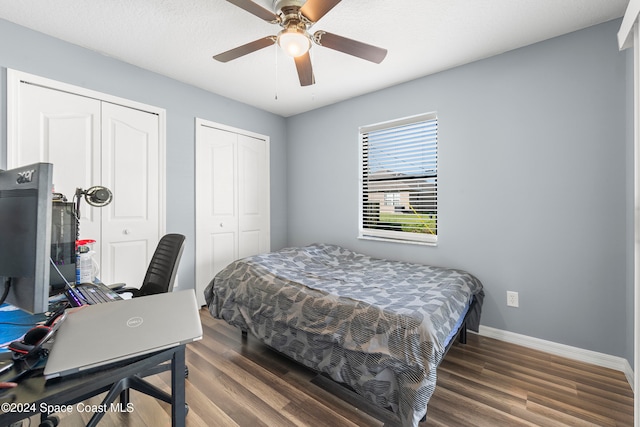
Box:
476, 325, 634, 392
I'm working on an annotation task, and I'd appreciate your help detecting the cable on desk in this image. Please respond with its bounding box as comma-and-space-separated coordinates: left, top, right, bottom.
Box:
0, 278, 11, 306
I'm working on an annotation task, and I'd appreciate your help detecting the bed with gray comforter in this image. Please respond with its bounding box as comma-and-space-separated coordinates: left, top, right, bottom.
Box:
204, 243, 484, 427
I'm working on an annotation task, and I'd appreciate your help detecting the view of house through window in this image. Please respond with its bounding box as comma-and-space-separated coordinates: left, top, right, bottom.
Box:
359, 113, 438, 245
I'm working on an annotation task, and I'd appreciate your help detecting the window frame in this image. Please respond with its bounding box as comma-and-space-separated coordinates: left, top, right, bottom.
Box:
358, 112, 438, 246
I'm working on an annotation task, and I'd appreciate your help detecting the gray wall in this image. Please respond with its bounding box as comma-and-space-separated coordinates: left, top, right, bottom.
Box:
286, 19, 633, 362
0, 18, 289, 293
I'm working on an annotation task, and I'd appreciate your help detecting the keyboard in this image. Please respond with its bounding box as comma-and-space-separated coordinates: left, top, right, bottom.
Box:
66, 282, 123, 306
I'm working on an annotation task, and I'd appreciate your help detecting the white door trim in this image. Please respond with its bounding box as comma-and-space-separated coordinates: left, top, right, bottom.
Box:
619, 9, 640, 426
195, 117, 271, 143
6, 68, 167, 237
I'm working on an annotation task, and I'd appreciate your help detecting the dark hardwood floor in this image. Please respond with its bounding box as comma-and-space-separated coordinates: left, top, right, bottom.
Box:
46, 308, 632, 427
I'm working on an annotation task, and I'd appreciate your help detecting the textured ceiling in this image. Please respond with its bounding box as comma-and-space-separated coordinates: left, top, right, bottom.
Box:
0, 0, 629, 117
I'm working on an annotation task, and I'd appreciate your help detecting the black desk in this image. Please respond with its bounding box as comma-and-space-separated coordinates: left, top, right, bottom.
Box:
0, 344, 186, 427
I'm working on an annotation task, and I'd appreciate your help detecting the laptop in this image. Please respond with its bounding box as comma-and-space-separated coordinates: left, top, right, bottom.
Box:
43, 289, 202, 379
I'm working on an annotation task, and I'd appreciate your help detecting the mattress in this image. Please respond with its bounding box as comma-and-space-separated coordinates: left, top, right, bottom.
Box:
204, 243, 484, 426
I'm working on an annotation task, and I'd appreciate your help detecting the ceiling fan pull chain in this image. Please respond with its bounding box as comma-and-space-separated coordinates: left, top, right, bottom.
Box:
275, 44, 279, 100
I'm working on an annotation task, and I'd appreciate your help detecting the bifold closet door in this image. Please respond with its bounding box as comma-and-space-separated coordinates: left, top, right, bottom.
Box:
9, 80, 161, 286
99, 103, 160, 287
10, 83, 102, 251
195, 122, 270, 306
196, 127, 238, 302
237, 135, 269, 259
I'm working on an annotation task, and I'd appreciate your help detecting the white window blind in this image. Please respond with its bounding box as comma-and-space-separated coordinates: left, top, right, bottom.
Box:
359, 113, 438, 245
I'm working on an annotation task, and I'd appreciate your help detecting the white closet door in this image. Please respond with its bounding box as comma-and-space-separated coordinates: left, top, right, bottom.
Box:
238, 134, 270, 258
195, 126, 238, 305
8, 72, 163, 287
9, 83, 102, 243
100, 102, 160, 287
195, 120, 270, 306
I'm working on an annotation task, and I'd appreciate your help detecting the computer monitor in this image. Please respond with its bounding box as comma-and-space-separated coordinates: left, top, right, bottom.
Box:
0, 163, 53, 314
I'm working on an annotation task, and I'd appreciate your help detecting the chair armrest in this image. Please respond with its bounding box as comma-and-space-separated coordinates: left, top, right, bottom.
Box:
113, 286, 141, 298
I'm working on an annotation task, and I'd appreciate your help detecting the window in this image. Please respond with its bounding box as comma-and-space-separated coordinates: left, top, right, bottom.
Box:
359, 113, 438, 245
384, 193, 401, 206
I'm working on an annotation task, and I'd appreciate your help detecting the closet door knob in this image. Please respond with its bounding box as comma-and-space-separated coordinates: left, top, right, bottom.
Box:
123, 229, 131, 235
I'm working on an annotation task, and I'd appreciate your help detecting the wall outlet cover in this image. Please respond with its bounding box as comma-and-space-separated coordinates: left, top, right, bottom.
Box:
507, 291, 519, 307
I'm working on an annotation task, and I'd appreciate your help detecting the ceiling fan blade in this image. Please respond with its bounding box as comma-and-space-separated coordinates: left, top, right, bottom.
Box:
313, 31, 387, 64
299, 0, 341, 23
226, 0, 279, 23
213, 37, 276, 62
294, 52, 315, 86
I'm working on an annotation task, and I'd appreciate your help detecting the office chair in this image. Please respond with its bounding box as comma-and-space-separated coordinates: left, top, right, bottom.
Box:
111, 233, 186, 297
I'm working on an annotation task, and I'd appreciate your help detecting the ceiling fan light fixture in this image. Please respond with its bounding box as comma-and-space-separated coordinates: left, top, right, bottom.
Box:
277, 28, 310, 57
216, 0, 387, 87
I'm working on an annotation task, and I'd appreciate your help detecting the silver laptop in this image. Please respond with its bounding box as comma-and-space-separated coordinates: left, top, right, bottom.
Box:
44, 289, 202, 379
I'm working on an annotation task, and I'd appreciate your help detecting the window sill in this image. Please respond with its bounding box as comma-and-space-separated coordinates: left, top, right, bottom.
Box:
358, 234, 438, 247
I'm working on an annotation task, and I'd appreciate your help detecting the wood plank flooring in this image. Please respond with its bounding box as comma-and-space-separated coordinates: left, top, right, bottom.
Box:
43, 308, 633, 427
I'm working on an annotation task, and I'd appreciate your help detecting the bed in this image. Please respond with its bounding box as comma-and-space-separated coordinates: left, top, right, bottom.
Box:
204, 243, 484, 427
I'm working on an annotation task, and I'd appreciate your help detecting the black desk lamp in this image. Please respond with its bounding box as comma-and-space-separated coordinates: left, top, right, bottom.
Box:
73, 186, 113, 239
75, 186, 113, 209
74, 185, 113, 216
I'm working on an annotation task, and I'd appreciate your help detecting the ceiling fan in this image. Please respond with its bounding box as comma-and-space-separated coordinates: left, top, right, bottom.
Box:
213, 0, 387, 86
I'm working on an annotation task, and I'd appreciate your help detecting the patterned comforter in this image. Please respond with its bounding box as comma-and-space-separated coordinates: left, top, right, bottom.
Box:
204, 243, 484, 427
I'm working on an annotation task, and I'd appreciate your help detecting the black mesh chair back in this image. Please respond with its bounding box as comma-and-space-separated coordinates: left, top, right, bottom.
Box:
137, 233, 186, 297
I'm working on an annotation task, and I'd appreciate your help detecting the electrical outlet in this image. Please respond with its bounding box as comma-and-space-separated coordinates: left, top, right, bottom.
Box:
507, 291, 519, 307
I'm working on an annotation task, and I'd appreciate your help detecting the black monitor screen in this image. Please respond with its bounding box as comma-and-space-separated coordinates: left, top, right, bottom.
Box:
0, 190, 38, 276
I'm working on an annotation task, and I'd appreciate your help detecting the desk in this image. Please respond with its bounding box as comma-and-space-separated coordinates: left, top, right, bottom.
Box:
0, 345, 186, 427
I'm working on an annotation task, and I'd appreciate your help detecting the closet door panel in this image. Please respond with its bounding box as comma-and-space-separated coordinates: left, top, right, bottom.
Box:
195, 120, 269, 307
238, 135, 269, 258
100, 102, 160, 286
8, 70, 166, 289
238, 231, 261, 259
104, 240, 149, 289
111, 121, 148, 218
10, 82, 101, 243
211, 143, 237, 220
211, 233, 237, 280
195, 126, 238, 305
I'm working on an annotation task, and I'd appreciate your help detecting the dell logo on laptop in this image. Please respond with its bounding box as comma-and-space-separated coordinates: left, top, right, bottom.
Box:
126, 317, 144, 328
